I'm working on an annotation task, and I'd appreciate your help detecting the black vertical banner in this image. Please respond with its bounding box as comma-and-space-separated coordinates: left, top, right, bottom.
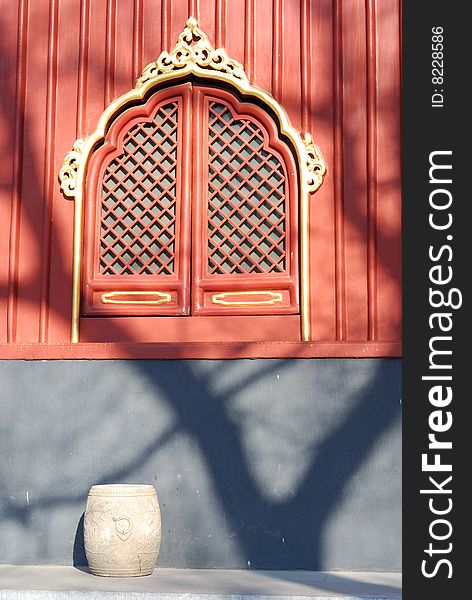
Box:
403, 3, 466, 599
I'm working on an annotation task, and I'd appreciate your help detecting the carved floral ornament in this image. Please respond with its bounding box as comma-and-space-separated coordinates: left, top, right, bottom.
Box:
59, 138, 84, 197
136, 17, 247, 86
59, 17, 326, 199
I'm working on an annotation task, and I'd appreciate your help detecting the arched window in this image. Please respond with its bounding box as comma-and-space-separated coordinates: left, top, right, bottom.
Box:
60, 19, 325, 343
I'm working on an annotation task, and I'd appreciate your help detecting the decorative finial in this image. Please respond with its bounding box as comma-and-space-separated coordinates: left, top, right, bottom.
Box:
136, 18, 248, 87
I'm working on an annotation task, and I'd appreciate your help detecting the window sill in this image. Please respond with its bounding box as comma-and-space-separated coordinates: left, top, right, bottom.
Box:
0, 341, 402, 360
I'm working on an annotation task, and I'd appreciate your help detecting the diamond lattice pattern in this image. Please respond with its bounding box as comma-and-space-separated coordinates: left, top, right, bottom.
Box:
99, 102, 178, 275
207, 102, 287, 275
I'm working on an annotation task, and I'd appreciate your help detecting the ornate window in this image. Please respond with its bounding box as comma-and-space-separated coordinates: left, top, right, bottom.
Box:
60, 19, 325, 343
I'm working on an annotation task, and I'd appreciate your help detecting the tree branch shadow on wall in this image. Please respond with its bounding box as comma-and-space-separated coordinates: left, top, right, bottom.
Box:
1, 357, 400, 574
137, 358, 401, 570
0, 0, 401, 580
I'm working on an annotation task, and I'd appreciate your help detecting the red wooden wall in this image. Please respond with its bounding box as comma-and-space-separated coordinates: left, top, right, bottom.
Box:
0, 0, 401, 359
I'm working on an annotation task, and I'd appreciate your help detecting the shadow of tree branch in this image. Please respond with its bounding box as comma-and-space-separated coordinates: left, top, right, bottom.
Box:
0, 0, 401, 571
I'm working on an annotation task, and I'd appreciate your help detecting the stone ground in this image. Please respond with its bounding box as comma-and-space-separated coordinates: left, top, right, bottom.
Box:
0, 567, 401, 599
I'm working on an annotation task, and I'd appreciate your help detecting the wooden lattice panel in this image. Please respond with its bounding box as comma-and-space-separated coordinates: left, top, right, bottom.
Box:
207, 102, 287, 275
99, 102, 179, 276
83, 84, 297, 320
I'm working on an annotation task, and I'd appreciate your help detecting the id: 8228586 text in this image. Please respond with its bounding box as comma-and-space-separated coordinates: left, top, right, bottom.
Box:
431, 26, 444, 108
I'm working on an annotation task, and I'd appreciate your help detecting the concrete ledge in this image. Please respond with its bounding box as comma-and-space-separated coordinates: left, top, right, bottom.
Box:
0, 567, 401, 599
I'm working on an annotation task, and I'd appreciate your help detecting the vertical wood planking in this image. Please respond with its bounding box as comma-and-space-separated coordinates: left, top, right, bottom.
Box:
5, 0, 28, 343
309, 0, 337, 341
39, 0, 59, 343
253, 0, 272, 93
281, 0, 301, 131
142, 0, 162, 65
225, 1, 245, 71
114, 0, 134, 97
171, 1, 188, 49
197, 0, 215, 47
244, 0, 255, 82
300, 0, 310, 134
15, 0, 50, 342
161, 0, 171, 52
301, 0, 310, 328
272, 0, 282, 99
366, 0, 378, 340
189, 0, 199, 21
341, 0, 368, 341
132, 0, 144, 83
104, 0, 117, 106
0, 2, 20, 342
215, 0, 226, 48
47, 0, 81, 343
85, 1, 107, 134
333, 0, 347, 340
375, 0, 401, 341
76, 0, 90, 139
189, 0, 200, 21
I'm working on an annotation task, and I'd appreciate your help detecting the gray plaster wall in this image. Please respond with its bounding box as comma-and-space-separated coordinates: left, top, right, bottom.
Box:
0, 359, 401, 570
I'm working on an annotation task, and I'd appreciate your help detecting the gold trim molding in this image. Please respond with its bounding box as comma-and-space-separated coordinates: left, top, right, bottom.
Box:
59, 17, 326, 343
211, 291, 283, 306
101, 291, 172, 305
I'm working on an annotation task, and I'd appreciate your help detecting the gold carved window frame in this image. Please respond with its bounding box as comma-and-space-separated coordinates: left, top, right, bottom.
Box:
59, 17, 326, 343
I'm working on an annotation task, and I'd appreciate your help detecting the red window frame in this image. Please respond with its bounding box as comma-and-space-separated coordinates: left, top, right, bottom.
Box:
191, 86, 299, 316
79, 82, 302, 343
83, 84, 192, 317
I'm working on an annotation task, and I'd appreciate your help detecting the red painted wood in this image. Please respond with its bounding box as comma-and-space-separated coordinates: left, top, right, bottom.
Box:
0, 341, 402, 360
309, 0, 337, 342
0, 0, 20, 343
82, 82, 298, 324
76, 0, 90, 139
375, 0, 402, 341
15, 0, 50, 343
214, 0, 226, 48
171, 1, 188, 50
342, 0, 369, 342
225, 0, 245, 73
38, 0, 60, 344
253, 0, 272, 93
115, 0, 135, 95
198, 0, 216, 47
366, 0, 378, 341
142, 0, 162, 64
84, 1, 107, 136
132, 0, 144, 83
83, 84, 192, 316
332, 0, 347, 341
79, 315, 301, 343
104, 0, 117, 107
0, 0, 402, 358
5, 0, 29, 344
46, 0, 80, 344
272, 0, 282, 99
281, 0, 302, 132
191, 87, 299, 316
244, 0, 255, 82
